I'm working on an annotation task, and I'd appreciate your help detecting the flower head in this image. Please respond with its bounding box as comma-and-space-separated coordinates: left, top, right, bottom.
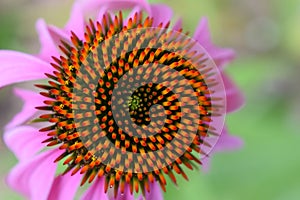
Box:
1, 0, 244, 199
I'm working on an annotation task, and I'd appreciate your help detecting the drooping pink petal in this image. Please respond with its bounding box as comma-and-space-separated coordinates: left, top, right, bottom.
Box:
38, 21, 72, 62
149, 4, 173, 27
172, 18, 183, 31
193, 18, 244, 115
47, 172, 82, 200
36, 19, 60, 62
77, 0, 151, 15
81, 177, 109, 200
201, 126, 243, 171
4, 126, 46, 161
0, 50, 52, 88
6, 149, 60, 200
5, 88, 45, 129
65, 2, 85, 40
213, 126, 244, 152
193, 18, 212, 49
211, 48, 235, 69
47, 24, 71, 45
193, 18, 235, 68
201, 157, 211, 172
143, 181, 164, 200
222, 73, 245, 112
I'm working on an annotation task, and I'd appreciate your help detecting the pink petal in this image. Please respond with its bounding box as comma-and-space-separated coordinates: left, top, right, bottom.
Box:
210, 48, 235, 69
193, 18, 211, 48
108, 183, 134, 200
96, 6, 110, 23
65, 2, 85, 40
125, 6, 143, 23
47, 172, 82, 200
5, 88, 45, 129
201, 126, 243, 172
193, 18, 244, 112
172, 18, 183, 31
193, 18, 235, 68
6, 149, 60, 200
36, 19, 60, 62
47, 24, 71, 45
149, 4, 173, 27
4, 126, 46, 161
78, 0, 151, 15
222, 73, 245, 112
143, 181, 163, 200
0, 50, 52, 88
213, 126, 244, 152
81, 177, 109, 200
201, 157, 211, 172
37, 22, 71, 62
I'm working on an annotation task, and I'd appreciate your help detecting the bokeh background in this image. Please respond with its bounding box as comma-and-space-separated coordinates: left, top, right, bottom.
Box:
0, 0, 299, 199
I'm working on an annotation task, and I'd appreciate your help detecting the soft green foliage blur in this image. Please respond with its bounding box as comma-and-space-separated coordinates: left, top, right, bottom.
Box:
0, 0, 299, 199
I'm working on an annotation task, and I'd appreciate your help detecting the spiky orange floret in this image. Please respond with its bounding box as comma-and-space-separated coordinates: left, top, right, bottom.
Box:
36, 11, 216, 196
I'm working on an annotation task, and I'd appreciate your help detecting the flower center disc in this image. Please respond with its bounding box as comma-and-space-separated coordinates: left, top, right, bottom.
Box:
37, 12, 226, 196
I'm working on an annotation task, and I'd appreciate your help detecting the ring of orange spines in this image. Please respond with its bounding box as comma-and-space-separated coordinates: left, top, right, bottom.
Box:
36, 11, 213, 196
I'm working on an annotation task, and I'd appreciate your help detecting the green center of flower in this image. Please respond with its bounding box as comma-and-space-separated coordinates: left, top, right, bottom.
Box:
36, 11, 216, 196
128, 95, 141, 111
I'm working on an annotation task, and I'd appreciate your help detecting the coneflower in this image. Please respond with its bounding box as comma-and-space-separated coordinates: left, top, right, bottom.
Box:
0, 0, 244, 199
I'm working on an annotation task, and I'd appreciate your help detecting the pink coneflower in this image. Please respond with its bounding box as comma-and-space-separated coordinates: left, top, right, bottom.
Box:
1, 0, 244, 199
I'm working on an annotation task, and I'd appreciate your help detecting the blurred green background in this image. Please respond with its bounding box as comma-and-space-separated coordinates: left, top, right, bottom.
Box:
0, 0, 299, 199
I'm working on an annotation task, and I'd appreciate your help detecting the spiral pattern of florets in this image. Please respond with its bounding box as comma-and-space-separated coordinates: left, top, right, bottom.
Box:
36, 11, 224, 196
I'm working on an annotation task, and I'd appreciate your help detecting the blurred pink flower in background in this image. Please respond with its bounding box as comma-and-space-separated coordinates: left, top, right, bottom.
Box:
0, 0, 244, 199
